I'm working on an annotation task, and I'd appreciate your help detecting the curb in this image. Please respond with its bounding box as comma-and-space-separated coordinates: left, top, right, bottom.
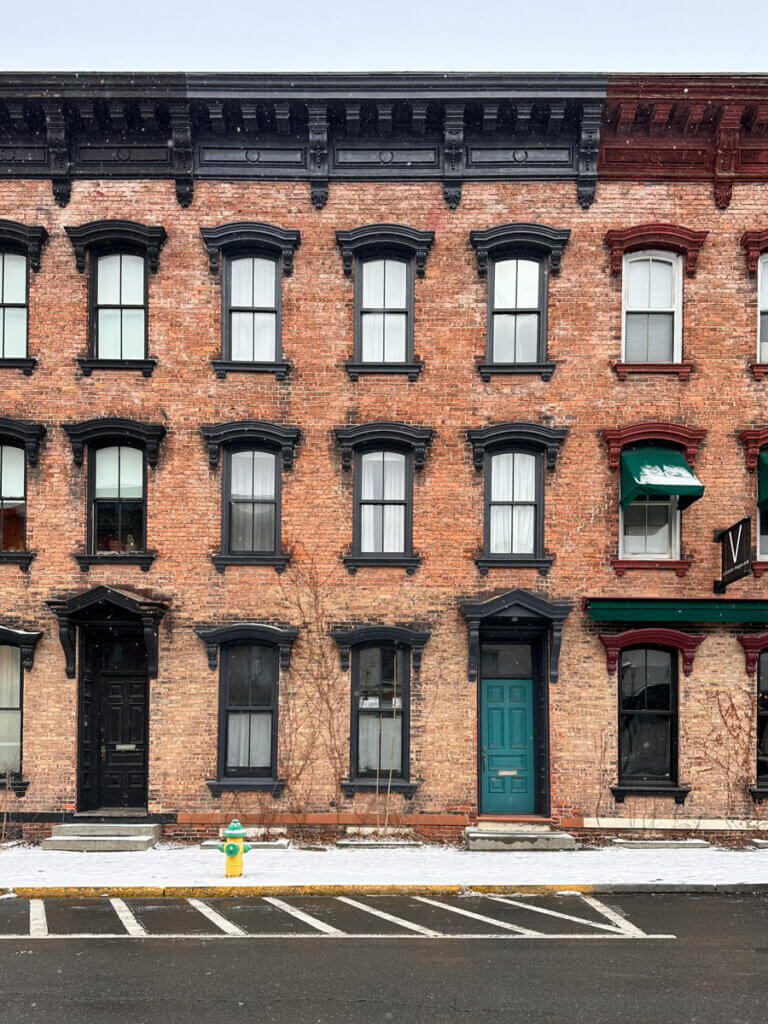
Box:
4, 882, 768, 898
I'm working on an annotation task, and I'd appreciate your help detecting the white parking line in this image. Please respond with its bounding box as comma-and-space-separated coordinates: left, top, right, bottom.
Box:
109, 898, 146, 937
580, 895, 647, 938
336, 896, 441, 936
187, 899, 246, 936
413, 897, 542, 936
484, 895, 626, 934
29, 899, 48, 938
263, 897, 346, 936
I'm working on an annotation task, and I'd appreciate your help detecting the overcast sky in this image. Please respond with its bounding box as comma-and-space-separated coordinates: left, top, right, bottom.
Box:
1, 0, 765, 73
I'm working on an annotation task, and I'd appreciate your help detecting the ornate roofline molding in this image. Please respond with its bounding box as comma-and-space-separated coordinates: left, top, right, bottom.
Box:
738, 632, 768, 675
200, 420, 301, 470
740, 230, 768, 275
0, 625, 43, 671
0, 417, 46, 466
599, 628, 704, 675
330, 625, 431, 672
194, 622, 299, 671
0, 220, 49, 271
738, 426, 768, 471
334, 421, 434, 472
200, 222, 301, 275
335, 224, 435, 277
65, 220, 167, 273
602, 421, 706, 470
466, 422, 568, 472
62, 418, 167, 467
469, 222, 571, 277
604, 223, 708, 277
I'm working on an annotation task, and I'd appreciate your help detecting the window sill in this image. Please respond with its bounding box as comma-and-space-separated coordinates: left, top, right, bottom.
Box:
612, 783, 690, 805
75, 552, 156, 572
611, 557, 692, 577
749, 786, 768, 804
344, 361, 423, 382
211, 552, 290, 574
0, 775, 30, 797
613, 362, 694, 381
78, 358, 156, 378
749, 363, 768, 381
206, 778, 286, 799
211, 360, 291, 380
0, 550, 36, 572
343, 554, 422, 575
477, 361, 556, 382
340, 778, 420, 800
0, 357, 36, 376
475, 555, 553, 577
751, 561, 768, 579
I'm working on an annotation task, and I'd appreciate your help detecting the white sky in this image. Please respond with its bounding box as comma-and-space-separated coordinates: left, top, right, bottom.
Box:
1, 0, 766, 73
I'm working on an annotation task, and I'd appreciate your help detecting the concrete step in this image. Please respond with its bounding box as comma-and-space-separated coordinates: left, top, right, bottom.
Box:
42, 834, 157, 852
611, 837, 710, 849
464, 828, 577, 851
474, 821, 553, 834
51, 823, 161, 839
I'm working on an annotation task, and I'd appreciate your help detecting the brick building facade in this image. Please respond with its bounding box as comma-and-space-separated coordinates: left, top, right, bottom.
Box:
3, 73, 768, 840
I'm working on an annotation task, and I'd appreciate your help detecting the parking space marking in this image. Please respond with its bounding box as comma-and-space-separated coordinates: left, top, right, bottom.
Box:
580, 895, 646, 938
109, 898, 146, 937
335, 897, 441, 937
187, 899, 246, 936
263, 897, 346, 936
413, 897, 542, 936
29, 899, 48, 938
484, 895, 626, 935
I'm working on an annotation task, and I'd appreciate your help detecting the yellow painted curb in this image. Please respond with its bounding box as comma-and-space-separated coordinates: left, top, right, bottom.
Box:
11, 883, 595, 899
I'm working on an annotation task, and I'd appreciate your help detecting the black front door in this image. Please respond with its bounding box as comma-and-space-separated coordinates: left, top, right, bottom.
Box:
78, 628, 148, 810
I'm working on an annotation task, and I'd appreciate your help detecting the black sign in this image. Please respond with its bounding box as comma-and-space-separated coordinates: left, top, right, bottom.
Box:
713, 516, 752, 593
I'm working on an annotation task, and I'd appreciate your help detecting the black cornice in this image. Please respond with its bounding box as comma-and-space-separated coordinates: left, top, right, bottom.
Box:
466, 422, 569, 472
336, 224, 435, 277
0, 625, 43, 671
470, 222, 571, 276
200, 222, 301, 275
0, 417, 46, 466
0, 220, 49, 271
62, 418, 167, 466
65, 221, 167, 273
194, 622, 299, 671
200, 420, 301, 470
334, 421, 435, 471
330, 625, 431, 672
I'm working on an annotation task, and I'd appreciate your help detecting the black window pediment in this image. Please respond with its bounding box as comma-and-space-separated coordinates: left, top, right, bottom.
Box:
0, 625, 43, 670
330, 625, 430, 672
334, 421, 434, 471
0, 220, 49, 271
470, 222, 571, 277
195, 622, 299, 670
466, 422, 568, 472
65, 220, 167, 273
200, 222, 301, 275
200, 420, 301, 470
336, 224, 435, 277
63, 418, 166, 467
0, 417, 46, 466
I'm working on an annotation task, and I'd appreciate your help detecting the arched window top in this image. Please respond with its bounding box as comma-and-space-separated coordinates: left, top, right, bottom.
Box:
470, 222, 571, 277
466, 421, 568, 472
605, 223, 708, 277
0, 220, 48, 272
0, 625, 43, 670
65, 220, 167, 274
330, 625, 430, 672
738, 426, 768, 472
741, 230, 768, 275
336, 224, 435, 277
334, 421, 434, 471
62, 418, 166, 467
737, 633, 768, 675
200, 221, 301, 275
599, 629, 704, 675
195, 622, 299, 671
200, 420, 301, 470
0, 417, 46, 467
602, 421, 706, 471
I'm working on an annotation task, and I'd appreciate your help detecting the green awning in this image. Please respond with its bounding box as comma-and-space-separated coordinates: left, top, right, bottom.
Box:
759, 450, 768, 510
585, 598, 768, 624
620, 445, 704, 510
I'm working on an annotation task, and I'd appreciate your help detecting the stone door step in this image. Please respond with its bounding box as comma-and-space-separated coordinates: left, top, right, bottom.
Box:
336, 839, 424, 848
50, 823, 161, 838
474, 820, 554, 834
611, 837, 711, 849
42, 822, 161, 851
464, 828, 576, 851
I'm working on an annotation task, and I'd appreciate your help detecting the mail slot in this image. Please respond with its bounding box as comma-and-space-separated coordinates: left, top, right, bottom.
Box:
115, 744, 137, 751
498, 770, 518, 777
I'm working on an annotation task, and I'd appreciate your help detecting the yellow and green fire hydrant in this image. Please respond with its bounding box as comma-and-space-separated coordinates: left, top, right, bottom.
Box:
218, 819, 252, 877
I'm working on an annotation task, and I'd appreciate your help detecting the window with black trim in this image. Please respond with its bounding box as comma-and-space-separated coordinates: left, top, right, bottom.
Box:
758, 650, 768, 787
0, 251, 27, 361
224, 254, 279, 364
219, 642, 278, 780
0, 444, 25, 554
224, 448, 279, 556
488, 256, 545, 365
619, 647, 678, 786
351, 447, 414, 569
93, 252, 146, 361
89, 444, 145, 555
357, 255, 411, 365
351, 643, 408, 782
0, 644, 22, 778
485, 449, 542, 559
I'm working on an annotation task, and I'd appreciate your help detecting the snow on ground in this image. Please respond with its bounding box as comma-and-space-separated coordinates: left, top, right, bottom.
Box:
1, 843, 767, 888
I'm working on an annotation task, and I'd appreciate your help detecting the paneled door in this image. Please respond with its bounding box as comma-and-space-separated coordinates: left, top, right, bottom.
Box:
480, 678, 535, 814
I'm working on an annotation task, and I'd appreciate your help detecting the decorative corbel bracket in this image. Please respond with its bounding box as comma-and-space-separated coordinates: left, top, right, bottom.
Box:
43, 100, 70, 207
469, 222, 571, 278
169, 102, 194, 208
599, 628, 704, 675
308, 103, 329, 210
330, 625, 431, 673
0, 221, 49, 272
740, 230, 768, 275
65, 220, 167, 274
0, 626, 44, 671
442, 103, 465, 209
713, 104, 744, 210
738, 633, 768, 675
200, 222, 301, 276
200, 420, 301, 471
577, 102, 602, 209
195, 622, 300, 671
0, 417, 46, 467
334, 421, 435, 473
602, 421, 706, 471
738, 426, 768, 471
63, 418, 167, 468
335, 224, 435, 278
605, 223, 708, 277
466, 421, 569, 473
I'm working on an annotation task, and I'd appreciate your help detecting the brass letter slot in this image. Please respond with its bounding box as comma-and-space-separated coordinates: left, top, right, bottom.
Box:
115, 744, 137, 751
498, 770, 518, 777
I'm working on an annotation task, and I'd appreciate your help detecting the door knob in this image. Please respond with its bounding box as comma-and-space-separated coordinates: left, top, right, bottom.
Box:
99, 743, 106, 761
482, 746, 487, 768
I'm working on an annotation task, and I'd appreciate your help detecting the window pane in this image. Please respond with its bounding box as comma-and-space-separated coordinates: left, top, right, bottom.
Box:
492, 314, 516, 362
761, 265, 768, 310
248, 712, 272, 768
97, 254, 121, 305
513, 453, 536, 501
97, 309, 121, 359
627, 259, 650, 308
362, 260, 385, 307
515, 313, 539, 362
760, 313, 768, 361
2, 253, 26, 304
251, 503, 275, 551
121, 255, 144, 305
3, 307, 27, 358
646, 649, 673, 710
121, 309, 145, 359
620, 649, 646, 709
227, 712, 250, 768
494, 260, 517, 308
252, 258, 275, 308
0, 710, 21, 774
251, 452, 275, 500
95, 501, 119, 550
625, 313, 648, 361
230, 451, 254, 499
1, 500, 26, 551
230, 503, 254, 552
381, 646, 396, 687
761, 508, 768, 559
650, 259, 673, 309
358, 647, 379, 701
645, 502, 671, 555
121, 502, 144, 551
1, 446, 24, 499
361, 453, 384, 500
480, 644, 532, 678
230, 258, 253, 307
379, 715, 402, 774
491, 453, 515, 501
623, 502, 646, 555
360, 504, 382, 552
0, 646, 21, 706
252, 313, 276, 361
384, 260, 406, 308
119, 447, 143, 499
230, 312, 254, 361
490, 504, 512, 554
647, 314, 674, 362
95, 447, 120, 498
361, 313, 384, 361
620, 713, 671, 780
383, 452, 405, 500
383, 505, 404, 552
516, 260, 539, 308
383, 313, 406, 362
358, 714, 402, 775
513, 504, 535, 554
227, 645, 276, 707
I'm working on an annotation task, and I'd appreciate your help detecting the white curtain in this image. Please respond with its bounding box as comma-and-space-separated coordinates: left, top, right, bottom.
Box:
227, 712, 271, 770
359, 715, 402, 774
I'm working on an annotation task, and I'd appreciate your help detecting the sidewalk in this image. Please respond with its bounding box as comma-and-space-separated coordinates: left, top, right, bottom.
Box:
1, 842, 768, 896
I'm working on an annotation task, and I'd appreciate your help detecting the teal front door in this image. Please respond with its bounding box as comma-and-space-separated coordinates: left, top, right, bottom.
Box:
480, 678, 535, 814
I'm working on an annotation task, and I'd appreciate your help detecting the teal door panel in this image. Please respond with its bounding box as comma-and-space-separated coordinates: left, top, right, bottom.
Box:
480, 678, 535, 814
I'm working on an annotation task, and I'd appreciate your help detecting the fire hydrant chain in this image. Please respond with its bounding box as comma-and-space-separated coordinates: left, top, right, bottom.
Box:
218, 819, 252, 877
